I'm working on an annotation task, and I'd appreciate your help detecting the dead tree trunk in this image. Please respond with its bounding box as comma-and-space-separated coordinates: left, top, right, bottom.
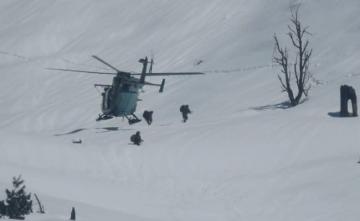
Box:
340, 85, 358, 117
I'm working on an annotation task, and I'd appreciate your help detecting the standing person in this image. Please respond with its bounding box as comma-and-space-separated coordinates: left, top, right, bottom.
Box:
70, 207, 76, 220
130, 131, 143, 145
180, 105, 191, 122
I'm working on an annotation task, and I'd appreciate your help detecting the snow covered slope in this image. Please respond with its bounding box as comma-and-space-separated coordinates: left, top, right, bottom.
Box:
1, 0, 360, 220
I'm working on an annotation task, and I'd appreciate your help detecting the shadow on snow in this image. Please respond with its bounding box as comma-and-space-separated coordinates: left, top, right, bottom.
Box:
54, 127, 133, 136
250, 101, 292, 111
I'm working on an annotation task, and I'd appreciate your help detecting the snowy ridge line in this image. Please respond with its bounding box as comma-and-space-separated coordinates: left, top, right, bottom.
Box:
201, 63, 282, 74
0, 50, 29, 61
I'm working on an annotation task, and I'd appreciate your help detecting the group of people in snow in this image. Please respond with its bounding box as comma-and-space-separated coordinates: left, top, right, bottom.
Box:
130, 104, 192, 145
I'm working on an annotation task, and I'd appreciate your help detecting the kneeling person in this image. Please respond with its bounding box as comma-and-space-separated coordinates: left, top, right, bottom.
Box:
130, 131, 143, 145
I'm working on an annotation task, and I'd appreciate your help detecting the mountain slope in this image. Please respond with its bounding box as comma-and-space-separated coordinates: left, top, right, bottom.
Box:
1, 0, 360, 220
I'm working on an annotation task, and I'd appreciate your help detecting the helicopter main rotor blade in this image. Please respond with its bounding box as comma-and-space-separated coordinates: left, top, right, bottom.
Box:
130, 72, 205, 76
92, 55, 128, 74
46, 68, 116, 75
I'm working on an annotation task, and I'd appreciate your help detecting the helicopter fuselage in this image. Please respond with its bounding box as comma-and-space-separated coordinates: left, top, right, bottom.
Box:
101, 74, 143, 118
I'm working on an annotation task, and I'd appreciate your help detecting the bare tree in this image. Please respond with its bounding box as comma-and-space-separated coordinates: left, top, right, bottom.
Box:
273, 7, 313, 106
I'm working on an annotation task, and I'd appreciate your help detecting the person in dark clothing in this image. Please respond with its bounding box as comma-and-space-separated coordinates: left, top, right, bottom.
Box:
130, 131, 143, 145
142, 110, 153, 125
70, 207, 76, 220
180, 105, 191, 122
0, 200, 6, 217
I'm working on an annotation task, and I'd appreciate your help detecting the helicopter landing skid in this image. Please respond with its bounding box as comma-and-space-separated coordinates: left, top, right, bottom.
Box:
96, 114, 113, 121
126, 114, 141, 125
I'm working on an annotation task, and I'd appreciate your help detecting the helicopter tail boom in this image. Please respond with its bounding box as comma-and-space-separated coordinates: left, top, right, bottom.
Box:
143, 79, 165, 93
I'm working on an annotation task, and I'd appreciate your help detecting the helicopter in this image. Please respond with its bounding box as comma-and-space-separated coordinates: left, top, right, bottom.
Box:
48, 55, 204, 124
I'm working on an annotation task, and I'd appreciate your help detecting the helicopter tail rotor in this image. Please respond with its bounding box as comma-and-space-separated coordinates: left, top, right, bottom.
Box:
149, 57, 154, 74
139, 56, 154, 84
139, 57, 148, 83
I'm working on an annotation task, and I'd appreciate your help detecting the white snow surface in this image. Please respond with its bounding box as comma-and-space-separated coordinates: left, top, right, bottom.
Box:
1, 0, 360, 220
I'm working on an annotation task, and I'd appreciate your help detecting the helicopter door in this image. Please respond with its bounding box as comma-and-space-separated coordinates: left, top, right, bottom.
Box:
101, 88, 112, 115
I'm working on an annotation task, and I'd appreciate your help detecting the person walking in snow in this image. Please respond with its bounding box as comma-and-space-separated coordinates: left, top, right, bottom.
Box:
142, 110, 153, 125
180, 104, 191, 122
130, 131, 143, 145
